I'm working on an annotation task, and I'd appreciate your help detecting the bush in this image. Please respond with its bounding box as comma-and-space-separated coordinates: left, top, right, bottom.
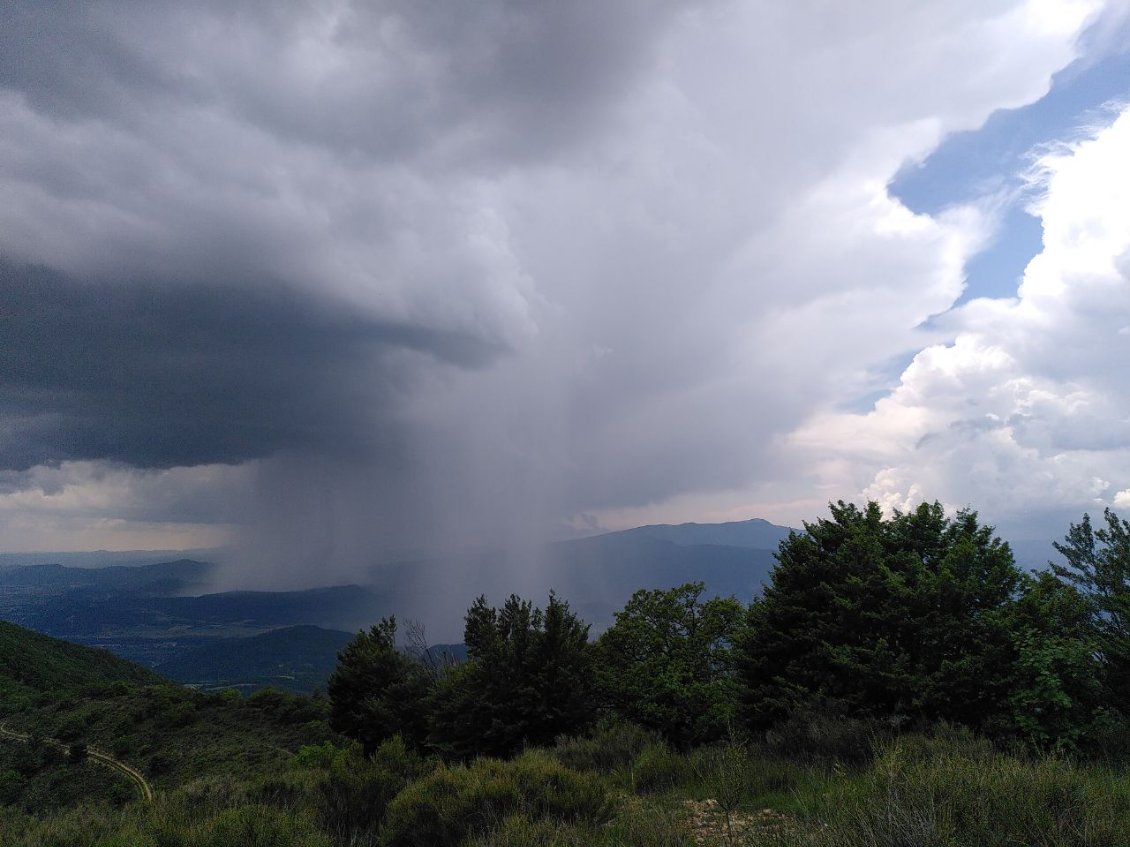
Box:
381, 750, 612, 847
463, 814, 615, 847
177, 774, 248, 809
193, 805, 332, 847
601, 803, 694, 847
802, 735, 1130, 847
553, 722, 656, 774
630, 743, 689, 793
762, 713, 891, 766
55, 717, 86, 743
96, 681, 136, 698
248, 772, 309, 809
315, 738, 432, 846
294, 742, 342, 770
0, 768, 24, 804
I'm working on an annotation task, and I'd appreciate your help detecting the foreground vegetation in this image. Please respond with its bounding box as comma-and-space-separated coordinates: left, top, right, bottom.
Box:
9, 718, 1130, 846
3, 500, 1130, 845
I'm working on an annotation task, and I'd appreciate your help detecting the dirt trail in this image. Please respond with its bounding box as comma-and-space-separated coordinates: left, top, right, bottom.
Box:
0, 721, 154, 803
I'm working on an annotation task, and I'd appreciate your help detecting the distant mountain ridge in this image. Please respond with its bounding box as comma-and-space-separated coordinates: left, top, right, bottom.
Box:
600, 517, 795, 549
0, 559, 213, 593
378, 517, 800, 637
0, 517, 798, 669
0, 548, 224, 569
542, 520, 793, 630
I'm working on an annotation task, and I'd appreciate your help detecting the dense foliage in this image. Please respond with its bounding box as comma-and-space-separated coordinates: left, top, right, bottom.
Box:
595, 582, 743, 747
317, 502, 1130, 761
1051, 508, 1130, 708
738, 502, 1021, 732
427, 593, 596, 758
327, 618, 430, 754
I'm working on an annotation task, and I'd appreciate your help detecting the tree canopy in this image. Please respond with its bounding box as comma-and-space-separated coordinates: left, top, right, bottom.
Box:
326, 617, 430, 755
322, 504, 1130, 760
1051, 508, 1130, 709
595, 582, 743, 747
739, 501, 1021, 731
428, 593, 596, 759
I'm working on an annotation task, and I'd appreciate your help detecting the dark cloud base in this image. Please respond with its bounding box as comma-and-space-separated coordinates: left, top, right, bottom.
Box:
0, 259, 500, 471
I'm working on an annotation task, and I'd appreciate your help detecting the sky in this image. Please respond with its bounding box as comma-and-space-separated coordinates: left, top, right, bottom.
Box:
1, 0, 1129, 585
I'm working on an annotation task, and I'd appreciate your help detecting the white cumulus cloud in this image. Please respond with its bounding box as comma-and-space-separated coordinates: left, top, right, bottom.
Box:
797, 103, 1130, 536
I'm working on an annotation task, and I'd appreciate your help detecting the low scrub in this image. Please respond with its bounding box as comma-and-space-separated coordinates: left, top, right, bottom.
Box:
630, 742, 691, 793
780, 731, 1130, 846
312, 737, 434, 846
553, 721, 657, 774
381, 749, 613, 847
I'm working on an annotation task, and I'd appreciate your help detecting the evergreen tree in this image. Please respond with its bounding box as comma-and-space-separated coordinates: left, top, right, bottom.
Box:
595, 582, 743, 747
738, 501, 1020, 731
428, 593, 595, 759
1051, 508, 1130, 710
327, 617, 430, 755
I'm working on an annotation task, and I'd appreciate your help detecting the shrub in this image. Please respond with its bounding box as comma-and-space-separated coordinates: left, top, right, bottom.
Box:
553, 722, 656, 774
601, 802, 694, 847
177, 774, 248, 809
371, 735, 434, 784
0, 768, 24, 804
213, 688, 243, 705
805, 735, 1130, 847
195, 805, 331, 847
463, 814, 608, 847
762, 713, 890, 766
248, 772, 309, 809
55, 717, 86, 743
96, 681, 136, 698
630, 743, 689, 793
294, 742, 342, 770
315, 741, 429, 846
381, 750, 611, 847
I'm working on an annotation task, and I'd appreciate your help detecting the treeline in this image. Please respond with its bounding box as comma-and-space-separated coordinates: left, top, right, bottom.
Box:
328, 502, 1130, 759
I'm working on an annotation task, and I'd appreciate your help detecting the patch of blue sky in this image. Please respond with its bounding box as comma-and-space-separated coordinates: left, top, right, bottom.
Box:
840, 351, 921, 413
891, 49, 1130, 308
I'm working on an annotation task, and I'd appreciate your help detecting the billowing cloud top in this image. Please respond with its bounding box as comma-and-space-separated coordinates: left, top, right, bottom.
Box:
0, 0, 1127, 575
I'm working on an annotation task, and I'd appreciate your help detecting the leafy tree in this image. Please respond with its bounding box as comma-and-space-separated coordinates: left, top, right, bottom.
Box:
739, 501, 1021, 732
1051, 509, 1130, 708
428, 594, 595, 759
595, 582, 744, 747
1004, 571, 1103, 751
327, 617, 430, 755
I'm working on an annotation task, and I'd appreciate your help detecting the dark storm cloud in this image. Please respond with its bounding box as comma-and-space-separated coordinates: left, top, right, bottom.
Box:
0, 0, 695, 167
0, 0, 1115, 563
0, 259, 500, 470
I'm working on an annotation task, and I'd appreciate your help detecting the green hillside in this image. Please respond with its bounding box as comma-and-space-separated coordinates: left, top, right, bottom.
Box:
0, 621, 333, 797
0, 620, 162, 709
